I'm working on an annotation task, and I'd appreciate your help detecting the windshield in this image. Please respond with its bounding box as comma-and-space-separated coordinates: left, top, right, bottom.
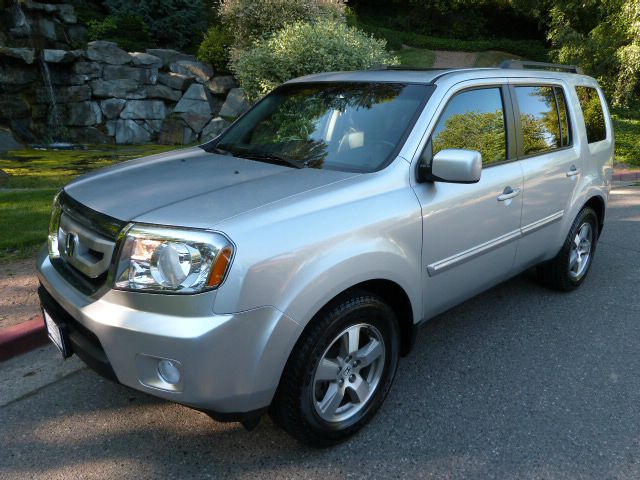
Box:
208, 82, 432, 172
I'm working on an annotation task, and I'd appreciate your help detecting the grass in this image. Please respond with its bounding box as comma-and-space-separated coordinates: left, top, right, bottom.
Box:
395, 48, 436, 68
612, 108, 640, 166
0, 144, 175, 260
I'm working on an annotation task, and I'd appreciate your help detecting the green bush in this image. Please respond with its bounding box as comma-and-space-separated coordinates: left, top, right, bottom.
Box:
104, 0, 208, 52
233, 20, 398, 102
219, 0, 346, 50
87, 15, 154, 52
198, 25, 233, 74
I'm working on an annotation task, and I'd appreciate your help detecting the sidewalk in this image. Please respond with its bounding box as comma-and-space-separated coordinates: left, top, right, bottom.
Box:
1, 165, 639, 362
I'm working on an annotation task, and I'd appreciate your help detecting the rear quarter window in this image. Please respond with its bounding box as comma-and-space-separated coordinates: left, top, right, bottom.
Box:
575, 86, 607, 143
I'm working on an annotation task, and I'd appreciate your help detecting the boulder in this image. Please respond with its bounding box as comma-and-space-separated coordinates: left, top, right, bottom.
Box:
73, 62, 103, 79
90, 78, 141, 98
200, 117, 230, 141
158, 72, 194, 92
180, 112, 210, 133
0, 97, 30, 121
43, 49, 83, 63
174, 83, 220, 117
67, 25, 87, 44
0, 128, 23, 153
169, 60, 214, 84
0, 64, 38, 85
120, 100, 167, 120
103, 65, 158, 85
207, 76, 237, 95
66, 127, 113, 145
158, 116, 197, 145
146, 49, 196, 68
63, 101, 102, 126
134, 84, 182, 102
55, 4, 77, 24
219, 88, 250, 118
115, 119, 152, 144
100, 98, 127, 120
143, 120, 164, 133
131, 52, 163, 68
37, 85, 91, 104
0, 47, 35, 64
38, 18, 58, 41
86, 41, 131, 65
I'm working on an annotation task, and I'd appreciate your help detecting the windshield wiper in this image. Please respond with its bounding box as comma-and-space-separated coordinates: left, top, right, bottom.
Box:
238, 152, 306, 169
209, 146, 232, 155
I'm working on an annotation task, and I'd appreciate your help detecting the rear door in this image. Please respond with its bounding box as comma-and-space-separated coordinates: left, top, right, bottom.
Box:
509, 81, 582, 269
411, 81, 524, 319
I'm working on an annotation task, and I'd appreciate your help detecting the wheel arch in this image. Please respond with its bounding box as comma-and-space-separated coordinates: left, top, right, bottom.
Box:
584, 194, 606, 237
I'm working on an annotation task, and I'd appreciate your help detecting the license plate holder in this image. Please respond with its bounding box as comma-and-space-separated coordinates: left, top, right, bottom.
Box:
43, 308, 71, 359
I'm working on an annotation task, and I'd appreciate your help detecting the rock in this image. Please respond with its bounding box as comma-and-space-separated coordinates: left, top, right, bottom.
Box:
86, 41, 131, 65
9, 119, 35, 143
100, 98, 127, 120
131, 52, 163, 68
55, 4, 77, 23
0, 47, 36, 64
180, 112, 210, 133
207, 76, 237, 95
120, 100, 167, 120
144, 120, 164, 133
38, 18, 58, 41
0, 97, 30, 120
73, 62, 103, 79
146, 49, 196, 69
0, 63, 38, 85
63, 101, 102, 126
49, 72, 89, 86
103, 65, 158, 85
67, 24, 87, 44
200, 117, 230, 141
134, 85, 182, 102
158, 116, 197, 145
37, 85, 91, 104
43, 49, 83, 63
170, 60, 214, 84
219, 88, 250, 118
66, 127, 113, 145
90, 79, 141, 98
158, 72, 194, 92
115, 119, 152, 144
174, 83, 220, 117
0, 128, 22, 153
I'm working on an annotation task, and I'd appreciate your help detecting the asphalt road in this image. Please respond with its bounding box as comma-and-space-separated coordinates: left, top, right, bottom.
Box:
1, 186, 639, 479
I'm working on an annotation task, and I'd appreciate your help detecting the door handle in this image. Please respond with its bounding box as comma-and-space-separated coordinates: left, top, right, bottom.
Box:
497, 186, 521, 202
566, 165, 581, 177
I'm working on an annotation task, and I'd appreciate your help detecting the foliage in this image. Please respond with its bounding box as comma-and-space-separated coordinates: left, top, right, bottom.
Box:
87, 15, 153, 52
198, 25, 233, 74
232, 20, 398, 101
218, 0, 346, 50
395, 48, 436, 68
546, 0, 640, 107
612, 108, 640, 166
104, 0, 208, 52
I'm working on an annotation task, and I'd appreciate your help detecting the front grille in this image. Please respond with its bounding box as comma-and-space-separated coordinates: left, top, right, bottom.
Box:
52, 191, 127, 295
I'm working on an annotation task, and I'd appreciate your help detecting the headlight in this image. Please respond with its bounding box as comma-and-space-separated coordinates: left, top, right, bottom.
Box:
114, 225, 234, 294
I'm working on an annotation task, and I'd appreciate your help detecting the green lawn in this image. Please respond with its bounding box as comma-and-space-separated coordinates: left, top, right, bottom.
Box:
0, 144, 175, 260
612, 108, 640, 166
395, 48, 436, 68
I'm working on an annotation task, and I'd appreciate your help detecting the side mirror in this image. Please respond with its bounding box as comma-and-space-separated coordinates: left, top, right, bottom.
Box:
417, 148, 482, 184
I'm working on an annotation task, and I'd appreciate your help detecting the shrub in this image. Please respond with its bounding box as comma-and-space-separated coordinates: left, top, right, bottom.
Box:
198, 25, 233, 74
232, 19, 398, 102
219, 0, 346, 50
87, 15, 154, 52
104, 0, 208, 52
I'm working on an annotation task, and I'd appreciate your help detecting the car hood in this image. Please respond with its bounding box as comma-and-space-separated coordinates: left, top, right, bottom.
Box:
64, 147, 357, 228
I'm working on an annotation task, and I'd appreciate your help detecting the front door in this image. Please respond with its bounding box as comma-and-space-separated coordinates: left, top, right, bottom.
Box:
411, 84, 524, 319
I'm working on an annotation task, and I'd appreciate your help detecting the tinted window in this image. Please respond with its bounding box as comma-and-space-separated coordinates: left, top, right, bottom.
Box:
432, 88, 506, 165
213, 82, 431, 172
555, 87, 571, 147
515, 86, 562, 155
576, 86, 606, 143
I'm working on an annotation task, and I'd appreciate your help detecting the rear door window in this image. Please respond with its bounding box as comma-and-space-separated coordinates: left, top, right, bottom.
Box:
514, 86, 563, 156
575, 86, 607, 143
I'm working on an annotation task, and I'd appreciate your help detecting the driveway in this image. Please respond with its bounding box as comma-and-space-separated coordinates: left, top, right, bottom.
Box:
1, 186, 639, 479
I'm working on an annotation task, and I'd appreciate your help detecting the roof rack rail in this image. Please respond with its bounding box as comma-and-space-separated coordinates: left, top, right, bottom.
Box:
500, 60, 583, 74
368, 65, 455, 72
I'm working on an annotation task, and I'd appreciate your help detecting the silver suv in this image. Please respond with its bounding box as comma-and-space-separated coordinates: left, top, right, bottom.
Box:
38, 62, 614, 446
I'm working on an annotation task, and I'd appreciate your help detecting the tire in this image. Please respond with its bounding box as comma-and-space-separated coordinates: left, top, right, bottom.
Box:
537, 207, 599, 291
270, 290, 400, 447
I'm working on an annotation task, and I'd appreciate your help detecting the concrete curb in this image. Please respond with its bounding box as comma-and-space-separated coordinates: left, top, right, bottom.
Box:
612, 171, 640, 182
0, 316, 47, 362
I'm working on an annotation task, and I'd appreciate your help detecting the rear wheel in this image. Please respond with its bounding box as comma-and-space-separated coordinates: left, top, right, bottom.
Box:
271, 291, 400, 446
538, 207, 598, 291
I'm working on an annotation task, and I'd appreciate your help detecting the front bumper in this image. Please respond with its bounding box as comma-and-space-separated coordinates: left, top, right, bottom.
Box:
37, 249, 302, 418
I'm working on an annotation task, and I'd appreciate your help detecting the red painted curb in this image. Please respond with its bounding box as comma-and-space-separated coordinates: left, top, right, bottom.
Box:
0, 316, 47, 362
612, 171, 640, 181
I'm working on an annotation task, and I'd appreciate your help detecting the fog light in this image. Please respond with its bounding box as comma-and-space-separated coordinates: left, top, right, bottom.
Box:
158, 359, 181, 385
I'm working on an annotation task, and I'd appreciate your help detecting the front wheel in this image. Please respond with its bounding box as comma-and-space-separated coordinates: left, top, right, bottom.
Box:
538, 207, 599, 291
271, 291, 400, 446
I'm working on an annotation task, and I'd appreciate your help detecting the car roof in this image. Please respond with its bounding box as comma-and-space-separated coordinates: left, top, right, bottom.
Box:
285, 68, 598, 87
